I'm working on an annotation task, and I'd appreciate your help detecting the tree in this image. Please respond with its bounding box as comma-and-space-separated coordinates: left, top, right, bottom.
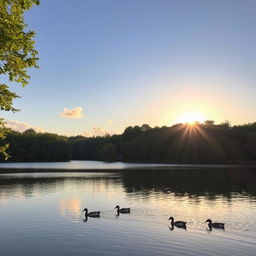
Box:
0, 119, 9, 159
1, 129, 72, 162
99, 143, 117, 162
0, 0, 40, 157
204, 120, 215, 126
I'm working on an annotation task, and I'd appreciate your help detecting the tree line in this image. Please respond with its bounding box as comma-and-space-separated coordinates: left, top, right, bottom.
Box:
1, 121, 256, 163
0, 129, 71, 162
70, 122, 256, 164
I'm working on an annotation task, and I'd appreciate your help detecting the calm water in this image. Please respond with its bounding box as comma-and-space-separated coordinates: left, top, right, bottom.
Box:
0, 160, 244, 170
0, 162, 256, 256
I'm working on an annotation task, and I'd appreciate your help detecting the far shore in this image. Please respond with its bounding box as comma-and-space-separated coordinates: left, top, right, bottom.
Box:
0, 164, 256, 174
0, 168, 124, 173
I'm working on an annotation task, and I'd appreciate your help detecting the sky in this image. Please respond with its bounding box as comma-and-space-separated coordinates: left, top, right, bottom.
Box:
2, 0, 256, 136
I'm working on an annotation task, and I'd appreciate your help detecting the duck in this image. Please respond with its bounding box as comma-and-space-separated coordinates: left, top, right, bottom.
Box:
115, 205, 130, 214
168, 217, 187, 229
82, 208, 100, 218
205, 219, 225, 229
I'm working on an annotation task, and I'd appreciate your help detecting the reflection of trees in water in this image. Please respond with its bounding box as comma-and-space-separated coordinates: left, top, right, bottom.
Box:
0, 175, 122, 199
0, 168, 256, 201
120, 168, 256, 200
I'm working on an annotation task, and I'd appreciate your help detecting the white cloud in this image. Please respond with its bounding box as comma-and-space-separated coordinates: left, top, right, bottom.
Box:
82, 127, 109, 137
106, 120, 114, 125
5, 120, 44, 133
92, 126, 109, 137
60, 107, 84, 119
83, 131, 91, 137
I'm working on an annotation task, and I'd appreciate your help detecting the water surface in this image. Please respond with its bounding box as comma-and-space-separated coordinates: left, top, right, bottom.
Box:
0, 160, 246, 170
0, 164, 256, 255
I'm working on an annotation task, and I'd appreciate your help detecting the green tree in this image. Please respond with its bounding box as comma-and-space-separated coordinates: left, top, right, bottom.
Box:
0, 0, 40, 157
99, 143, 117, 162
0, 119, 9, 159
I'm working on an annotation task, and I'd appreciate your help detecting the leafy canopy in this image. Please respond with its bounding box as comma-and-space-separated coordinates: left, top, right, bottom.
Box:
0, 0, 40, 158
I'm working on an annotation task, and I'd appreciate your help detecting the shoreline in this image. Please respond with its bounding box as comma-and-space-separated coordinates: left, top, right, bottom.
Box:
1, 165, 256, 174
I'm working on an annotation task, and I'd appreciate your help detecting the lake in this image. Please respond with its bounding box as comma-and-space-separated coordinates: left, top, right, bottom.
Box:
0, 161, 256, 256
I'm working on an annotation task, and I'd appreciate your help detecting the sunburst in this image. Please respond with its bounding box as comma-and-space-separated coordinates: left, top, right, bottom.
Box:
177, 111, 206, 125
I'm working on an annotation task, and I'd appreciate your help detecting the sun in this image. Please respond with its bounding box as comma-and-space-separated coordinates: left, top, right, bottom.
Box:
177, 111, 206, 125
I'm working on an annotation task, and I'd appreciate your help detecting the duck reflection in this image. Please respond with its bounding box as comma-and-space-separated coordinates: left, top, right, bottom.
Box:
206, 226, 225, 232
169, 223, 187, 231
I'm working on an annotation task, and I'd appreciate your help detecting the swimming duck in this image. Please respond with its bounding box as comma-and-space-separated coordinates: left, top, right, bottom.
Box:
205, 219, 225, 229
115, 205, 130, 214
82, 208, 100, 218
168, 217, 187, 229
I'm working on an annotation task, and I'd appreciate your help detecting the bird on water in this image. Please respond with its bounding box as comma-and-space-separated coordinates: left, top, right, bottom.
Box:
115, 205, 130, 214
205, 219, 225, 230
168, 217, 187, 229
82, 208, 100, 218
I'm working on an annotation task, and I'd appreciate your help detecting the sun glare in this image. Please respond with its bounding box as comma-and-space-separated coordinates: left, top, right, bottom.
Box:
177, 111, 206, 125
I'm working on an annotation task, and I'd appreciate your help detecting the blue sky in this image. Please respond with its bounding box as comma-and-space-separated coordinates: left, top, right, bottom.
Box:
2, 0, 256, 136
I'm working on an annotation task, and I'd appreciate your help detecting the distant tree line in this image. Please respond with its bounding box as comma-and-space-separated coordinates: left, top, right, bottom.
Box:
0, 129, 71, 162
1, 121, 256, 163
70, 121, 256, 164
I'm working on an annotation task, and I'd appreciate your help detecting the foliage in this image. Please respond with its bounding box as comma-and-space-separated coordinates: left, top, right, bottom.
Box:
0, 118, 10, 159
2, 122, 256, 164
0, 0, 40, 86
0, 0, 40, 157
70, 122, 256, 164
0, 84, 20, 112
0, 129, 71, 162
99, 143, 117, 162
